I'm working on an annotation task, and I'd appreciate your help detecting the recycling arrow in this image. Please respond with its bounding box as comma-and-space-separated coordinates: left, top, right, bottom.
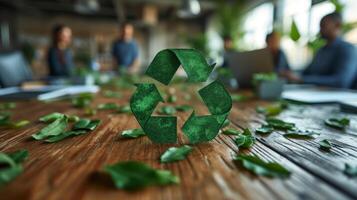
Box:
130, 49, 232, 144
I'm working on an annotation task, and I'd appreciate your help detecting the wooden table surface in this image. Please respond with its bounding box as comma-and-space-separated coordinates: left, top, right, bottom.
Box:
1, 84, 357, 200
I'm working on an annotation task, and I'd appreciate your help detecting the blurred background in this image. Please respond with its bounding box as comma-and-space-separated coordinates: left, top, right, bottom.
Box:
0, 0, 356, 79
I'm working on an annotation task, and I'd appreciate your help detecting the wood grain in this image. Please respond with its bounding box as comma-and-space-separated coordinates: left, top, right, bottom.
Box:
0, 86, 356, 200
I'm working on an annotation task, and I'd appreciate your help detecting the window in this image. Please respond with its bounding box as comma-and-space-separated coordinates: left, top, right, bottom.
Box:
241, 2, 274, 50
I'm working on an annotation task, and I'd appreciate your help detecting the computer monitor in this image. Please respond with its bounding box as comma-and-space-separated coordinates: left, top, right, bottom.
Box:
227, 48, 274, 88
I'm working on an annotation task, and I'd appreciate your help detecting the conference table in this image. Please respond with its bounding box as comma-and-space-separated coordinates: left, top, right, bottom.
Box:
0, 81, 357, 200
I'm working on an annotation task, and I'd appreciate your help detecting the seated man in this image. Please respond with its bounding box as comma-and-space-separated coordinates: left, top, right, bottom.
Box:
112, 22, 139, 73
286, 12, 357, 88
265, 31, 290, 73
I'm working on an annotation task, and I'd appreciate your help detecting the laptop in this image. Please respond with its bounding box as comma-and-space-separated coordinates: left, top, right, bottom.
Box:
227, 48, 274, 88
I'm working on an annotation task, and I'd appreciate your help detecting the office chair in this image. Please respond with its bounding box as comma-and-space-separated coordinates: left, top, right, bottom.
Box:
0, 51, 33, 87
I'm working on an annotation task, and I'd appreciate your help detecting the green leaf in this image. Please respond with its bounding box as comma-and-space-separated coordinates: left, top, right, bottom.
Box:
39, 112, 65, 123
158, 106, 176, 115
68, 115, 80, 123
71, 93, 93, 108
116, 105, 131, 114
84, 107, 97, 116
45, 130, 87, 143
166, 95, 177, 103
7, 120, 30, 129
184, 94, 191, 100
255, 125, 274, 135
103, 161, 179, 190
319, 139, 332, 151
256, 102, 288, 117
266, 118, 295, 130
330, 0, 344, 13
0, 102, 16, 110
233, 154, 291, 178
231, 94, 249, 102
284, 130, 319, 140
32, 116, 68, 140
234, 129, 255, 149
221, 118, 230, 128
73, 118, 91, 130
289, 20, 301, 42
121, 128, 146, 138
103, 90, 122, 98
324, 118, 350, 130
175, 105, 192, 112
160, 145, 193, 163
97, 103, 119, 110
222, 128, 241, 135
0, 150, 28, 186
0, 164, 23, 186
344, 163, 357, 177
7, 150, 28, 164
0, 112, 11, 123
73, 119, 100, 131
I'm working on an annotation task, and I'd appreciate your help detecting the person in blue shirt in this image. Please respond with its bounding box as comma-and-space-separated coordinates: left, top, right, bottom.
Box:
285, 12, 357, 88
47, 24, 74, 77
265, 31, 290, 73
112, 22, 139, 73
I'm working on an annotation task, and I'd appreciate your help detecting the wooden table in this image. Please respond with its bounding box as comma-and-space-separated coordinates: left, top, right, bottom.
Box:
1, 84, 357, 200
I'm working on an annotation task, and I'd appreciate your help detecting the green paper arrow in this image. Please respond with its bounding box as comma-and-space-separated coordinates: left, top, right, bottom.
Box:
145, 49, 215, 85
130, 49, 231, 144
130, 84, 177, 143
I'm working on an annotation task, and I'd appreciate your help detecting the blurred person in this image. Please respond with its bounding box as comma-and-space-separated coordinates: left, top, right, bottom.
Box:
265, 31, 290, 73
222, 35, 235, 68
285, 12, 357, 88
112, 22, 139, 73
47, 24, 74, 77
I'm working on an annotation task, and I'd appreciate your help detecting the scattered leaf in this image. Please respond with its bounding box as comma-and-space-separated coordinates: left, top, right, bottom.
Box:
158, 106, 176, 115
256, 102, 288, 116
283, 130, 319, 140
84, 107, 97, 116
324, 118, 350, 130
175, 105, 192, 112
233, 154, 290, 178
39, 112, 64, 123
45, 130, 87, 143
68, 115, 80, 122
71, 93, 93, 108
255, 125, 274, 135
319, 139, 332, 151
73, 119, 101, 131
160, 145, 193, 163
231, 94, 249, 102
167, 95, 177, 103
103, 161, 179, 190
117, 105, 131, 114
0, 102, 16, 110
32, 116, 68, 140
344, 163, 357, 177
0, 149, 28, 186
221, 118, 230, 128
121, 128, 146, 138
103, 90, 122, 98
266, 118, 295, 130
234, 129, 254, 148
222, 128, 241, 135
97, 103, 119, 110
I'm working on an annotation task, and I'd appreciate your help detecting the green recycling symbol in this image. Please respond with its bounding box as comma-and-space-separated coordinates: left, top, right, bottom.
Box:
130, 49, 232, 144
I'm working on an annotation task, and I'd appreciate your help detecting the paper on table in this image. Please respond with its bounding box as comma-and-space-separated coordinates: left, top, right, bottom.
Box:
282, 88, 357, 103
